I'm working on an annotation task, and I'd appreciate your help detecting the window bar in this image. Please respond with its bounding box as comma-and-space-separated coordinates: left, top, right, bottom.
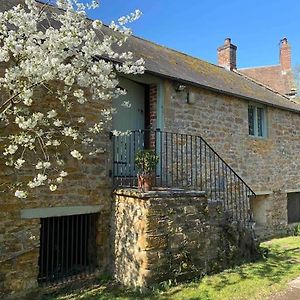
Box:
45, 218, 50, 284
39, 219, 45, 285
66, 215, 69, 280
51, 217, 55, 283
88, 214, 92, 274
70, 215, 74, 277
79, 214, 84, 278
75, 215, 79, 278
61, 216, 64, 282
83, 214, 87, 275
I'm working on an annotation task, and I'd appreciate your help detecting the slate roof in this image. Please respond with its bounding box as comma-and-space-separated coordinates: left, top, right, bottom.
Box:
239, 65, 297, 96
2, 0, 300, 113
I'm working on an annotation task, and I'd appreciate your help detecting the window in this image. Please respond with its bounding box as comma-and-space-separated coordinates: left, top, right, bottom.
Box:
248, 104, 267, 137
287, 193, 300, 224
38, 213, 98, 285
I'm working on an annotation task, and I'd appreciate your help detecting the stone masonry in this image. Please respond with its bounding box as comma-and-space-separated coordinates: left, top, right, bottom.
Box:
113, 189, 259, 288
0, 83, 112, 298
163, 80, 300, 238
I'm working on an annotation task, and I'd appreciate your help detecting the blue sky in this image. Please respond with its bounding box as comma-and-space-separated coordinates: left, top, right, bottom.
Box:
84, 1, 300, 68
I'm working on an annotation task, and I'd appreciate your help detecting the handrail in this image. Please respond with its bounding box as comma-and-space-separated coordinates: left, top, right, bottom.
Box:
112, 129, 256, 227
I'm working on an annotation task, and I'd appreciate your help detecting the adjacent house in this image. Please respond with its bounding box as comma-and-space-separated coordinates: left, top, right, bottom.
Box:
1, 0, 300, 297
239, 38, 298, 98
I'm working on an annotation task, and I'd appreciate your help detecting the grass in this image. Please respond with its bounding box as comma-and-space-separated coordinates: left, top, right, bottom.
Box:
43, 236, 300, 300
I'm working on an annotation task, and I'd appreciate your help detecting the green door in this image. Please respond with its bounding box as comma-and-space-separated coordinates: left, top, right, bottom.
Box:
112, 78, 146, 180
112, 78, 145, 131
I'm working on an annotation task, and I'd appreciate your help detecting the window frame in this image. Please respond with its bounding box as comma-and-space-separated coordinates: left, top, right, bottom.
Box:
248, 103, 267, 138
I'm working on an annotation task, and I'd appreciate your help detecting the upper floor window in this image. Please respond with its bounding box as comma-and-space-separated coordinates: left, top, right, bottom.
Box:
248, 104, 267, 138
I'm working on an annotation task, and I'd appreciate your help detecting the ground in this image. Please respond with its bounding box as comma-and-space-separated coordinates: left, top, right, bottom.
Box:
43, 236, 300, 300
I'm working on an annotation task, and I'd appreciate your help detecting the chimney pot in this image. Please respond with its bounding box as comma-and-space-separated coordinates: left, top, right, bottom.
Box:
217, 38, 237, 70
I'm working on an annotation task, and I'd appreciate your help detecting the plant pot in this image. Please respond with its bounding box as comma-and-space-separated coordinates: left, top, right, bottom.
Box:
137, 174, 153, 192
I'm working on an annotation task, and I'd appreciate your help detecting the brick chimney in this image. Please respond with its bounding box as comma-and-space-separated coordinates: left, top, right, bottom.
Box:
217, 38, 237, 70
280, 37, 291, 71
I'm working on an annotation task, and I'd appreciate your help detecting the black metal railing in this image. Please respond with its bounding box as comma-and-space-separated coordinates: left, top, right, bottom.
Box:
38, 213, 98, 285
112, 129, 256, 226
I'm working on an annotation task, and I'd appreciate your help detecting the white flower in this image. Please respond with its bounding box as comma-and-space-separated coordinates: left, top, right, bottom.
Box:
49, 184, 57, 191
70, 150, 83, 160
47, 110, 57, 119
56, 177, 63, 183
92, 20, 102, 30
53, 119, 63, 127
4, 145, 18, 155
52, 140, 61, 146
77, 117, 85, 123
15, 190, 27, 199
60, 171, 68, 177
14, 158, 25, 169
28, 173, 48, 188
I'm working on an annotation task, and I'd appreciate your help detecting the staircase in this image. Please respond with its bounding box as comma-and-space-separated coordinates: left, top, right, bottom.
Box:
111, 129, 256, 228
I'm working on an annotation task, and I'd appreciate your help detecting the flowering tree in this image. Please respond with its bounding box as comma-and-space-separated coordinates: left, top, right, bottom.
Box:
0, 0, 144, 198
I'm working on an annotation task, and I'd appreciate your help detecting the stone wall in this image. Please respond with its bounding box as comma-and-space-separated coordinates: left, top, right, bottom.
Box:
113, 189, 259, 288
0, 85, 112, 298
163, 80, 300, 238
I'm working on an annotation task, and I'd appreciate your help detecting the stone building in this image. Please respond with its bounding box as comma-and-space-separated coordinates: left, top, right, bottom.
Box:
239, 38, 297, 97
1, 0, 300, 298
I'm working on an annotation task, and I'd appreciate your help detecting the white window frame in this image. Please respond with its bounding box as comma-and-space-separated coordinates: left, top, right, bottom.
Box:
248, 103, 267, 138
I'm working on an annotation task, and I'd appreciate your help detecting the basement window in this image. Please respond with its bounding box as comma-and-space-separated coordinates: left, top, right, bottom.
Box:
287, 193, 300, 224
38, 213, 98, 285
248, 104, 267, 138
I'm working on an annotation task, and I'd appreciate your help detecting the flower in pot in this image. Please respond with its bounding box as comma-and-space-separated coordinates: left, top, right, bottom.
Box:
135, 149, 159, 192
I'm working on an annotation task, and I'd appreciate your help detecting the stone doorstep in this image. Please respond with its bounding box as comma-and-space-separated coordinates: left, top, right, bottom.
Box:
289, 277, 300, 289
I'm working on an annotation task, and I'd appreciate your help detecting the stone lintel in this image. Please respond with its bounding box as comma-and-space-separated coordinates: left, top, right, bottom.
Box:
20, 205, 102, 219
114, 188, 206, 199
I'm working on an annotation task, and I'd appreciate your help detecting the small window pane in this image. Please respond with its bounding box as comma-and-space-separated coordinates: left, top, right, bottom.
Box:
248, 106, 255, 136
257, 107, 263, 137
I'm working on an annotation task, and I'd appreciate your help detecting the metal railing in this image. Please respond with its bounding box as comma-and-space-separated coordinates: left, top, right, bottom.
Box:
112, 129, 256, 226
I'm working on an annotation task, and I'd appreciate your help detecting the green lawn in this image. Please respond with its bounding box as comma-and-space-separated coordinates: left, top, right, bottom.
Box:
44, 236, 300, 300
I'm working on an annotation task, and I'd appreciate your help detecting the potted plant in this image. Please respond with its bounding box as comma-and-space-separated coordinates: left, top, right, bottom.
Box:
135, 149, 159, 192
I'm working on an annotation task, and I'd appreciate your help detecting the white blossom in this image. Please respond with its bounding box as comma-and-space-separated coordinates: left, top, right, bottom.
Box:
49, 184, 57, 191
15, 190, 28, 199
0, 0, 144, 198
70, 150, 83, 160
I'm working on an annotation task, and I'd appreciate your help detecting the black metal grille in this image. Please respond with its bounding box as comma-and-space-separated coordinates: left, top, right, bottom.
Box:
112, 129, 256, 226
38, 213, 98, 285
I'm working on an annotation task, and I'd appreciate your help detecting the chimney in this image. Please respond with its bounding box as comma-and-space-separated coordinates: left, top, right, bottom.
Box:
280, 37, 291, 71
217, 38, 237, 70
